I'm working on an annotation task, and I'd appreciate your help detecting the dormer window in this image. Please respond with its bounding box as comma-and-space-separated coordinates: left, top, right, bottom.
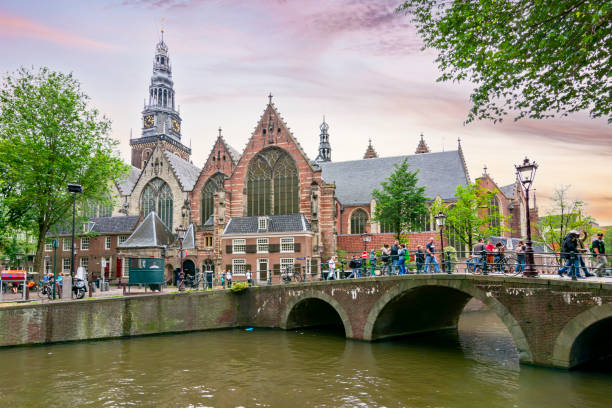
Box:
258, 217, 268, 231
82, 222, 94, 233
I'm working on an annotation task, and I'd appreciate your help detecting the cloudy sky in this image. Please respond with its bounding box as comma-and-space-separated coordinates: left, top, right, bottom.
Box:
1, 0, 610, 224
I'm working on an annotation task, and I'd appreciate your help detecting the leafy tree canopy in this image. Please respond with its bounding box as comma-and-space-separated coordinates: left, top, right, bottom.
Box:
0, 67, 128, 273
372, 159, 429, 239
430, 182, 509, 251
398, 0, 612, 123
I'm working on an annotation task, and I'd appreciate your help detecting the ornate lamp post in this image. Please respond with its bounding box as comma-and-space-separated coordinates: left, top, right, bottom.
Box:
434, 211, 447, 274
176, 224, 187, 291
361, 232, 372, 252
52, 239, 59, 300
515, 157, 538, 277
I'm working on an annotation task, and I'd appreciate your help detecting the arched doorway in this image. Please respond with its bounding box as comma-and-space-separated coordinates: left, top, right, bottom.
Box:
182, 259, 196, 278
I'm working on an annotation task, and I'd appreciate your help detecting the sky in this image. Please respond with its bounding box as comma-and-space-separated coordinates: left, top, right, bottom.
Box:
1, 0, 610, 224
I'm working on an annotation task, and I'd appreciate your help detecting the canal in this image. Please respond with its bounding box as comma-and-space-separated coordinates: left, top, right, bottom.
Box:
0, 308, 610, 407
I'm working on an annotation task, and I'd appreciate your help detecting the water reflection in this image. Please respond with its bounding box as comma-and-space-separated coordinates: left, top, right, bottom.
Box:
0, 310, 610, 407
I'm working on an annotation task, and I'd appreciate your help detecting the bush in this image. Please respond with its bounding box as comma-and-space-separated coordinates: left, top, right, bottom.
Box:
230, 282, 249, 293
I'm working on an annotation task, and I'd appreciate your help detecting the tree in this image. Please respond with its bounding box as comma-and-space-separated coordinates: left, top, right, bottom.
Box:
0, 67, 127, 274
372, 159, 428, 239
398, 1, 612, 123
537, 185, 598, 255
431, 182, 509, 252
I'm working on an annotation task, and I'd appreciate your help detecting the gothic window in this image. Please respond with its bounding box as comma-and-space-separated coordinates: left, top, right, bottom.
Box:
201, 173, 225, 225
410, 212, 430, 232
489, 195, 501, 229
380, 221, 395, 234
141, 178, 173, 229
350, 209, 368, 235
247, 148, 299, 216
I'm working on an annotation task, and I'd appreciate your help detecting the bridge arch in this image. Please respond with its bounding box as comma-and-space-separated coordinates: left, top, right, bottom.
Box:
362, 280, 533, 363
280, 291, 353, 338
552, 303, 612, 369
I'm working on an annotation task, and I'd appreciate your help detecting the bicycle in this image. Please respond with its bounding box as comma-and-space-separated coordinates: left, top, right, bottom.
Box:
37, 280, 54, 299
281, 266, 303, 284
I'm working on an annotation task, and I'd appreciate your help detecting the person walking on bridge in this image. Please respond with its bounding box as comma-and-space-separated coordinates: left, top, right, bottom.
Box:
390, 240, 399, 275
591, 232, 608, 277
558, 230, 580, 280
424, 237, 440, 273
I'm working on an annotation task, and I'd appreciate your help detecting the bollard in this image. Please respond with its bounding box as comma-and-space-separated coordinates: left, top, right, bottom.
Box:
88, 282, 93, 297
25, 284, 30, 300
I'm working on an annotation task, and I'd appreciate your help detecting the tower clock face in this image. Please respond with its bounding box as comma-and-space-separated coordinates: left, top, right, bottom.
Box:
144, 115, 154, 128
171, 119, 181, 133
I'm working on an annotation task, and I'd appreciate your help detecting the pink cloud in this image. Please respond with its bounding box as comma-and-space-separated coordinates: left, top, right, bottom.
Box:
0, 11, 118, 50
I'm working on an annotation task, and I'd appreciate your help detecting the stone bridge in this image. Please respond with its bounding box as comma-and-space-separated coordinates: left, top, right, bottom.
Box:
2, 275, 612, 370
242, 275, 612, 369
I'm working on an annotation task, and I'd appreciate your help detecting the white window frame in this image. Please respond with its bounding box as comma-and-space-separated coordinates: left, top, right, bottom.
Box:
63, 238, 72, 251
232, 258, 246, 275
101, 256, 112, 275
257, 238, 269, 254
280, 258, 295, 273
280, 237, 294, 253
63, 258, 71, 274
205, 236, 213, 248
105, 236, 111, 250
258, 217, 268, 230
306, 257, 312, 274
257, 258, 269, 281
44, 258, 52, 274
118, 235, 128, 245
232, 239, 246, 254
80, 257, 88, 273
45, 242, 53, 252
81, 237, 90, 250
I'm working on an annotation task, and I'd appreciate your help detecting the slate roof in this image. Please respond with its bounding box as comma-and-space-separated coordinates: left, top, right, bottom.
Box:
203, 214, 214, 227
182, 224, 195, 249
163, 150, 201, 191
499, 183, 516, 199
223, 214, 311, 234
118, 212, 174, 248
319, 150, 469, 205
48, 216, 140, 236
117, 166, 142, 195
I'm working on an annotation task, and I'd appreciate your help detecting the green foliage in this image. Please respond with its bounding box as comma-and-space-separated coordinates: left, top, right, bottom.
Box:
230, 281, 249, 293
398, 0, 612, 123
0, 67, 128, 273
537, 186, 598, 254
336, 249, 348, 263
372, 159, 428, 239
444, 246, 458, 263
433, 182, 509, 250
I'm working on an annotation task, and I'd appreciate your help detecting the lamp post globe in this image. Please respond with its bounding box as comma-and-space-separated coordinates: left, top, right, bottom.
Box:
515, 157, 538, 277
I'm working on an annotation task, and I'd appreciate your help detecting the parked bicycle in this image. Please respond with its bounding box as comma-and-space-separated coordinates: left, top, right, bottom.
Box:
37, 280, 54, 299
281, 266, 303, 284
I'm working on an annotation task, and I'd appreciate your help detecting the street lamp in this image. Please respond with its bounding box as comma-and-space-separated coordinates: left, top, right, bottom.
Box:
67, 183, 82, 279
176, 225, 187, 291
361, 232, 372, 252
434, 211, 448, 274
515, 157, 538, 277
52, 239, 59, 300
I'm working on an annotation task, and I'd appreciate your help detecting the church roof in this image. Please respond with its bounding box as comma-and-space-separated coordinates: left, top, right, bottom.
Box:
117, 166, 142, 195
223, 214, 311, 234
499, 183, 517, 199
182, 224, 196, 249
319, 150, 469, 205
48, 216, 140, 236
163, 150, 201, 191
118, 212, 174, 249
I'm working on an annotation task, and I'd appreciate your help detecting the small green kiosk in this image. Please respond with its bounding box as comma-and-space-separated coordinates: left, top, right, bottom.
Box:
127, 257, 165, 292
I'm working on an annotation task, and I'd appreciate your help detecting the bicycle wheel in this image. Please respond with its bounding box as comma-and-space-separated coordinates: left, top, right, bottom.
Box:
37, 284, 47, 298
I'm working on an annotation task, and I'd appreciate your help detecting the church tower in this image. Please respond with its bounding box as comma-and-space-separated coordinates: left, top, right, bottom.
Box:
130, 31, 191, 169
314, 117, 331, 163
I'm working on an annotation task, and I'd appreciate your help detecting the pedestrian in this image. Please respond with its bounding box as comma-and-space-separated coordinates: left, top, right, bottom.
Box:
398, 244, 407, 275
424, 237, 440, 273
472, 238, 486, 273
348, 255, 359, 279
415, 245, 425, 274
381, 244, 391, 275
493, 242, 505, 272
246, 270, 253, 286
485, 240, 495, 269
390, 240, 399, 275
515, 240, 526, 274
226, 270, 232, 288
327, 256, 337, 280
591, 232, 608, 277
220, 274, 225, 289
558, 230, 580, 280
369, 250, 377, 276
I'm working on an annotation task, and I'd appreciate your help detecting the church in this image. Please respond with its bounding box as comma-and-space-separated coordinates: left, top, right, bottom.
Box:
74, 34, 534, 284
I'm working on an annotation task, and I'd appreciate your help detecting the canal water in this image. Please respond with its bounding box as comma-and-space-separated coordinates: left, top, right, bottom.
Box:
1, 310, 610, 408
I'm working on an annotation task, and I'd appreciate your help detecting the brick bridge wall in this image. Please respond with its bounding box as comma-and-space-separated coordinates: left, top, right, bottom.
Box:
1, 276, 611, 369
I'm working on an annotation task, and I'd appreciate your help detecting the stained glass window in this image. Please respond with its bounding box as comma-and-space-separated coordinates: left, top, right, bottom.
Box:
350, 209, 368, 234
140, 178, 173, 229
247, 148, 299, 216
201, 173, 225, 225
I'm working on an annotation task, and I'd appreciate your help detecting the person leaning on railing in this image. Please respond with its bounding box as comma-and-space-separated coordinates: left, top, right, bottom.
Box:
515, 240, 526, 274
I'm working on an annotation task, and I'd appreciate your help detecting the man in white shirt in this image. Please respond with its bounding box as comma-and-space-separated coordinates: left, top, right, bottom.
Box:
327, 256, 336, 280
246, 270, 252, 286
226, 270, 232, 288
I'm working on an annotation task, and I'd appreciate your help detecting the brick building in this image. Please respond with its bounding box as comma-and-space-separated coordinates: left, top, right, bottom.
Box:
90, 34, 537, 284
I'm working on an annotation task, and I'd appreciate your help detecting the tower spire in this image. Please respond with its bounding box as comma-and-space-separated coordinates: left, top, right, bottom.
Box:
415, 132, 430, 154
314, 116, 331, 163
363, 138, 378, 159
